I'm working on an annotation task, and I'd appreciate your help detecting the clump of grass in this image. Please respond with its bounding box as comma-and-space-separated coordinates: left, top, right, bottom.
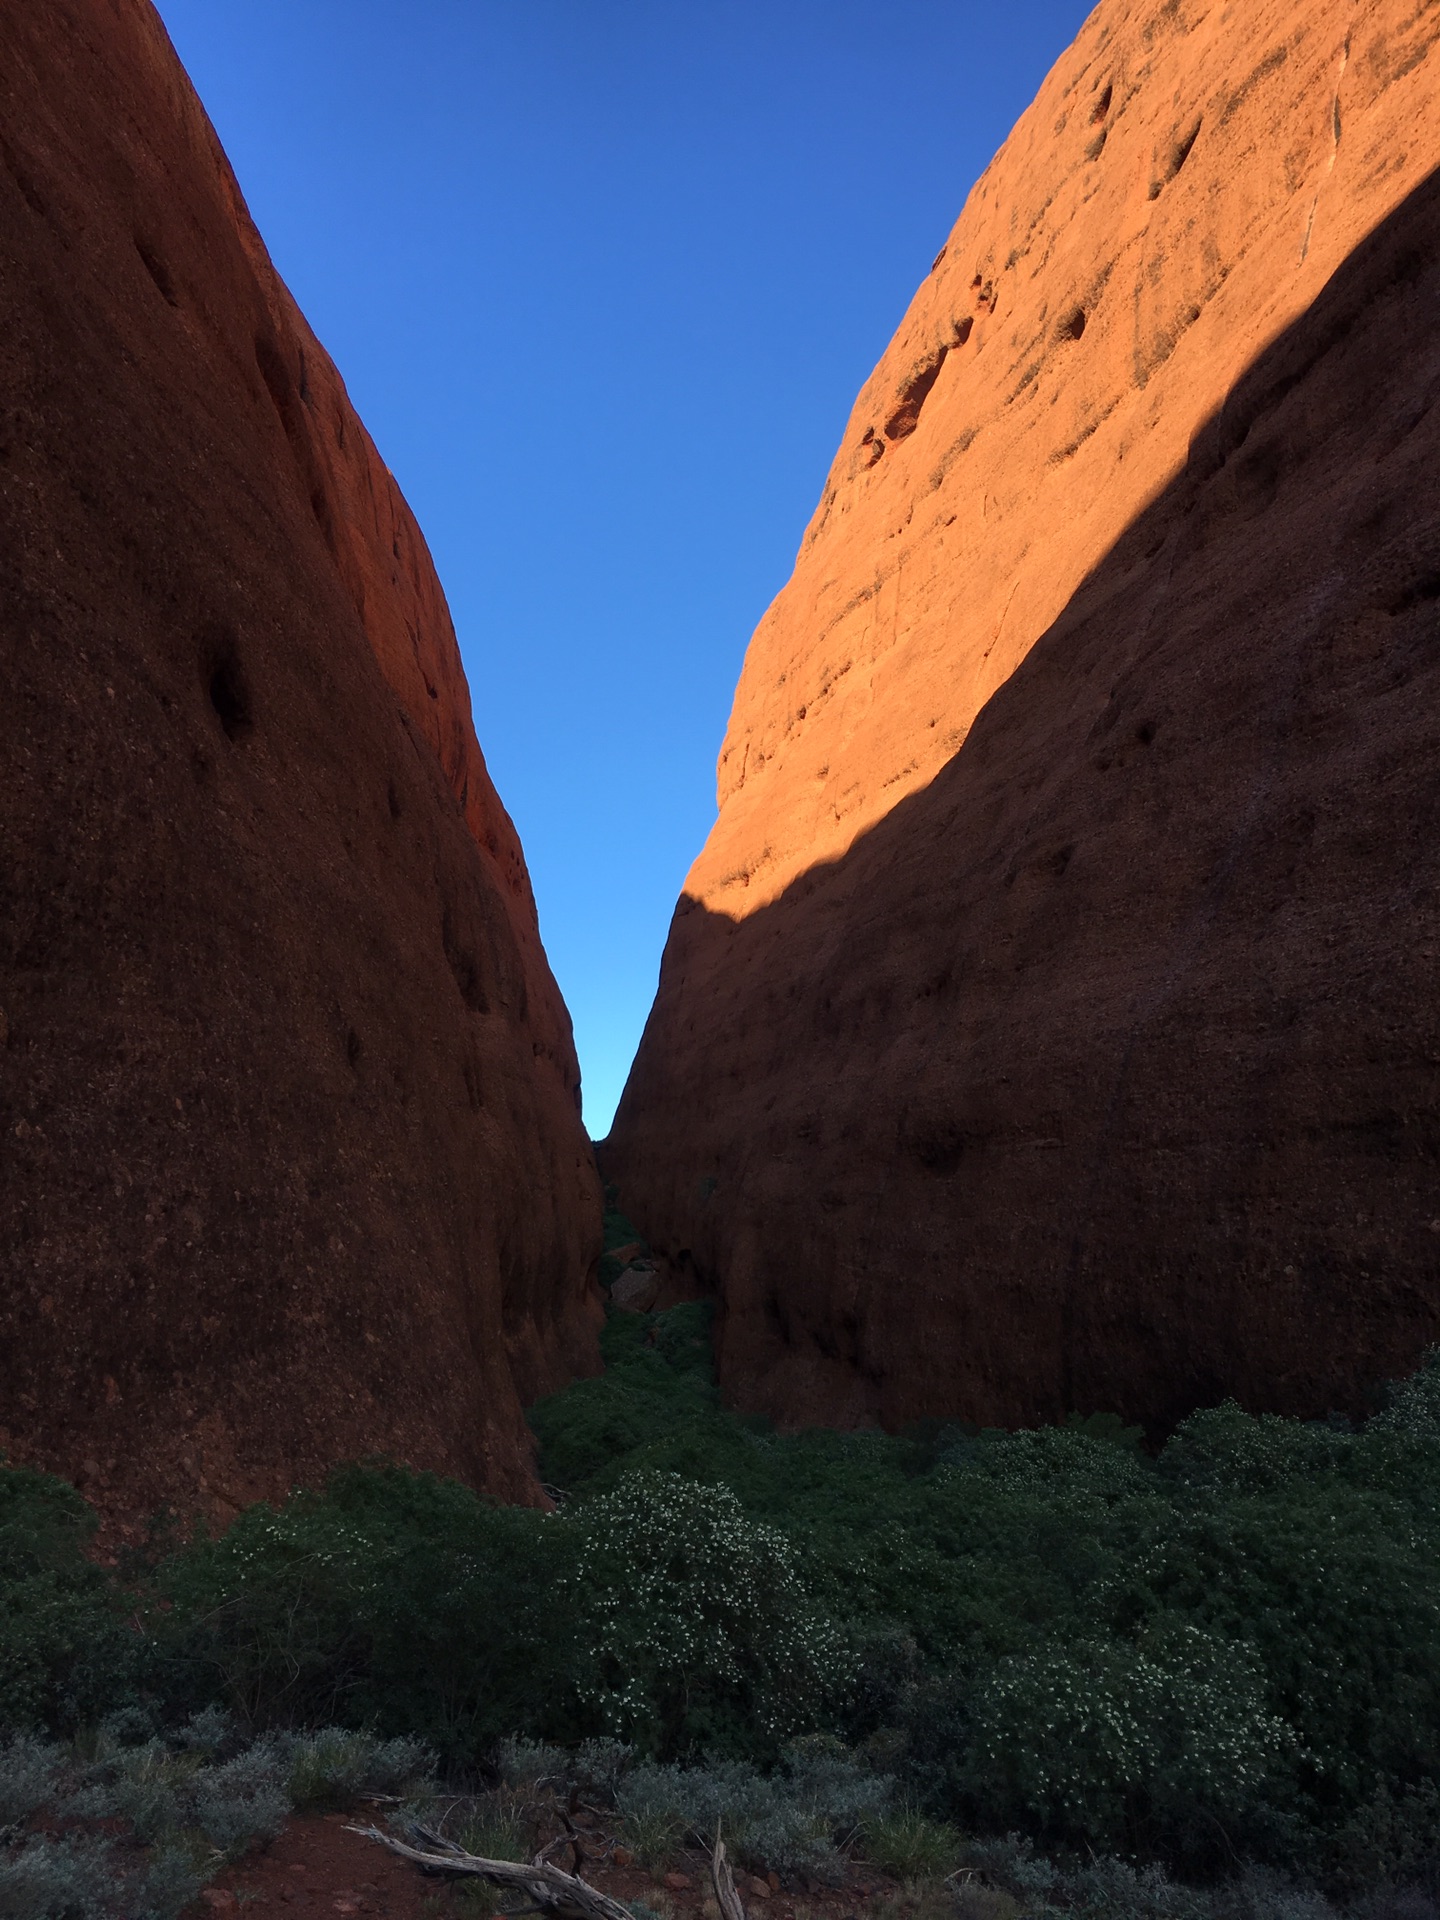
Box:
453, 1794, 530, 1863
951, 1884, 1021, 1920
284, 1729, 431, 1811
619, 1804, 685, 1873
873, 1884, 968, 1920
861, 1808, 964, 1882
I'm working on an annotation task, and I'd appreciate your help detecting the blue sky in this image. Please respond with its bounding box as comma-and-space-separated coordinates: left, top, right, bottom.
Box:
151, 0, 1092, 1137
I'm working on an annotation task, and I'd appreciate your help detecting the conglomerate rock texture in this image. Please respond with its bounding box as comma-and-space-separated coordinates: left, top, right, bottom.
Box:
607, 0, 1440, 1432
0, 0, 601, 1528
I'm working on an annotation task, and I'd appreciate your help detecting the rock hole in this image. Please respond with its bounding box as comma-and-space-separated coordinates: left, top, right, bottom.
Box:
1058, 305, 1087, 341
442, 910, 489, 1014
1149, 119, 1203, 198
1387, 571, 1440, 616
1048, 843, 1075, 877
346, 1029, 363, 1071
1235, 440, 1282, 511
463, 1056, 484, 1112
1135, 720, 1156, 745
1085, 126, 1109, 162
387, 780, 402, 820
310, 487, 337, 552
0, 134, 48, 221
884, 346, 950, 442
1091, 82, 1113, 123
952, 315, 974, 347
1168, 117, 1202, 181
254, 333, 294, 425
910, 1123, 965, 1178
135, 237, 178, 308
204, 635, 253, 743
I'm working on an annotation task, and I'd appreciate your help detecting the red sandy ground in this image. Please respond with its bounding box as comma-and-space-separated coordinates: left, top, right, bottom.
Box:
192, 1817, 888, 1920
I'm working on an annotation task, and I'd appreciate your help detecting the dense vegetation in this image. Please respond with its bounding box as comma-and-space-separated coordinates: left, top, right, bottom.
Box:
4, 1212, 1440, 1908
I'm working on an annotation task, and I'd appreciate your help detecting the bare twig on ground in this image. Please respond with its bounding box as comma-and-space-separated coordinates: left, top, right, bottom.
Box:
347, 1823, 635, 1920
711, 1825, 748, 1920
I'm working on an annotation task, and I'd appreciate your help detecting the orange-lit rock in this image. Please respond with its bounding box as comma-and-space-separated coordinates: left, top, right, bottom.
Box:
608, 0, 1440, 1430
0, 0, 600, 1528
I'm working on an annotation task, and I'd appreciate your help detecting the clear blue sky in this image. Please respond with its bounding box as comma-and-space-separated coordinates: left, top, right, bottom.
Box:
151, 0, 1092, 1138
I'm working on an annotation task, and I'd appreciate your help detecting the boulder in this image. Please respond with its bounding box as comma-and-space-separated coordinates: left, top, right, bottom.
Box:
611, 1265, 662, 1313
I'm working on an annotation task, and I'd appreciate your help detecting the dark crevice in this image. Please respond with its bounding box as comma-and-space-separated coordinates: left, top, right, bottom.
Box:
205, 639, 253, 745
310, 488, 337, 553
254, 334, 295, 433
135, 236, 178, 308
1152, 117, 1203, 197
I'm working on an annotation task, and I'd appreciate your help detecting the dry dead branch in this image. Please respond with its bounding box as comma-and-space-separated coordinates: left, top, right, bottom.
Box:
347, 1823, 635, 1920
710, 1825, 748, 1920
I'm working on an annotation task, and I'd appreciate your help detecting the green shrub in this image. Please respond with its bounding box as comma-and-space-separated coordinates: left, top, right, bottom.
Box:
0, 1737, 64, 1834
566, 1470, 844, 1757
529, 1306, 723, 1497
496, 1737, 570, 1790
616, 1743, 890, 1881
154, 1464, 576, 1763
8, 1337, 1440, 1894
281, 1728, 431, 1811
69, 1730, 289, 1859
0, 1467, 137, 1736
966, 1624, 1291, 1851
0, 1834, 129, 1920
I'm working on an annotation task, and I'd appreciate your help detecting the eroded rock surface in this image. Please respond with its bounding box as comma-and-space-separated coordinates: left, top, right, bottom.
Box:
608, 0, 1440, 1431
0, 0, 600, 1527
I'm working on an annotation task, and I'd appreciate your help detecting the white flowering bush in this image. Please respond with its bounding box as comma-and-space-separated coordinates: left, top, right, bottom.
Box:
1157, 1403, 1352, 1494
1369, 1348, 1440, 1438
566, 1471, 845, 1756
938, 1424, 1152, 1505
969, 1624, 1292, 1846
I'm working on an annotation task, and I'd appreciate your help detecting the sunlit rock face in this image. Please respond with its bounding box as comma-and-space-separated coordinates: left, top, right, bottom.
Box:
0, 0, 601, 1530
607, 0, 1440, 1433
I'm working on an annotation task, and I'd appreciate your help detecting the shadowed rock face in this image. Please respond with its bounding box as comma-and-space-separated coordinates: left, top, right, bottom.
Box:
0, 0, 601, 1529
607, 0, 1440, 1432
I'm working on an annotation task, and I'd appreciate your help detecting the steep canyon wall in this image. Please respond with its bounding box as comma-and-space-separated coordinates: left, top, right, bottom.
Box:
607, 0, 1440, 1430
0, 0, 601, 1527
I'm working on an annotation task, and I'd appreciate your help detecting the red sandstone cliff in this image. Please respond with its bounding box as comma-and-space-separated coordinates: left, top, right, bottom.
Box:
607, 0, 1440, 1430
0, 0, 601, 1529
